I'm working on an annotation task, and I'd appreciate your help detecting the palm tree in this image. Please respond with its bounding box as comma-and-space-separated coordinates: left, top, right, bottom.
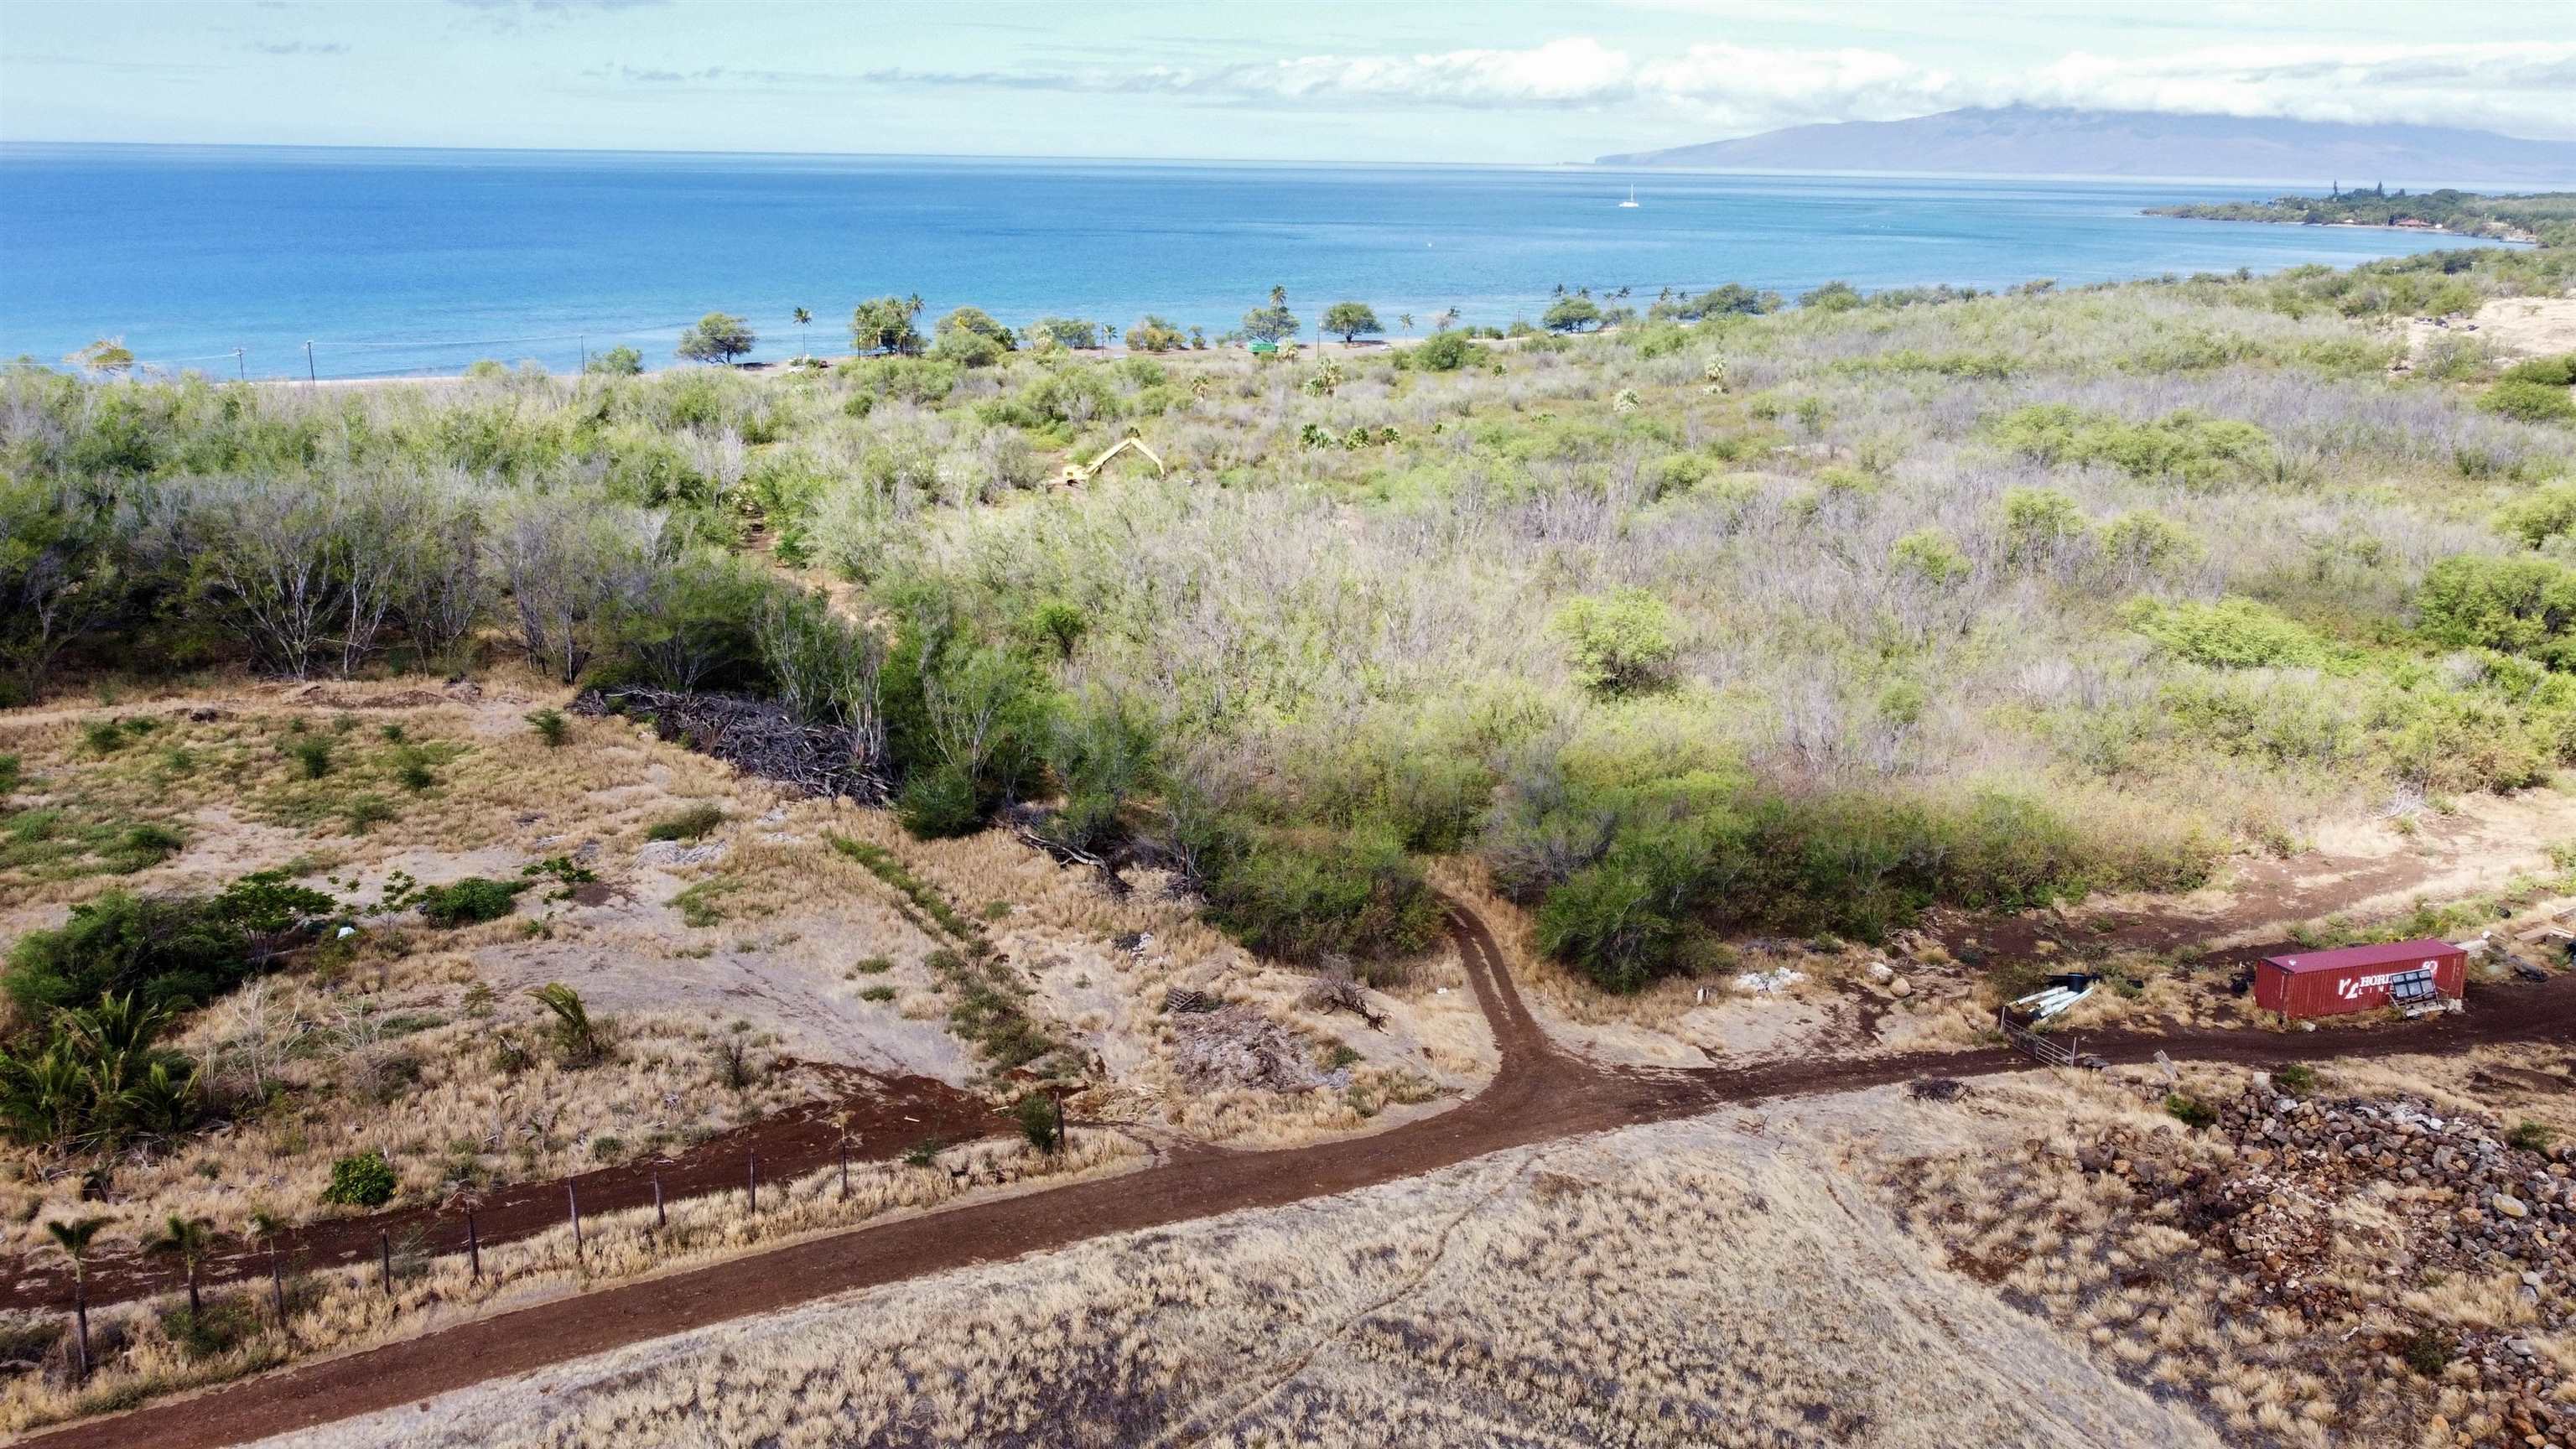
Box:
151, 1213, 216, 1317
45, 1216, 113, 1378
248, 1208, 288, 1322
791, 307, 812, 363
1441, 306, 1462, 330
1398, 313, 1414, 337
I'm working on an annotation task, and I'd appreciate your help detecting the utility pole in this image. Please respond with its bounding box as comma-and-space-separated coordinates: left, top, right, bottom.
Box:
579, 333, 587, 372
233, 347, 245, 382
303, 340, 316, 383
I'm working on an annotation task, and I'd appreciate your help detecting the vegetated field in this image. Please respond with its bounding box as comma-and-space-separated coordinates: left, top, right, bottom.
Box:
2151, 189, 2576, 247
280, 1043, 2576, 1449
5, 240, 2576, 1431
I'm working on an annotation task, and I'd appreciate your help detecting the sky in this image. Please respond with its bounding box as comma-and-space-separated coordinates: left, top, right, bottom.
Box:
3, 0, 2573, 162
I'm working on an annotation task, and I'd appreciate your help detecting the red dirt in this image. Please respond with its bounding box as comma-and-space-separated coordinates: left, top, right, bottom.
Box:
27, 903, 2576, 1449
0, 1071, 1000, 1318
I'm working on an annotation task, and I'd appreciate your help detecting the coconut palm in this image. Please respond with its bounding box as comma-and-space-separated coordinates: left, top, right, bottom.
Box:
792, 307, 812, 362
151, 1213, 216, 1317
1441, 306, 1462, 330
44, 1216, 113, 1377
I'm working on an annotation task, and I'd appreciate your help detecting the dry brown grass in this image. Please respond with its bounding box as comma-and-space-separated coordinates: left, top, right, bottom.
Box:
279, 1091, 2221, 1449
0, 1130, 1145, 1435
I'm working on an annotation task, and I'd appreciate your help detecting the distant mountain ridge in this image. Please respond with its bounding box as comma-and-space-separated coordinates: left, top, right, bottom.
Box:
1597, 106, 2576, 187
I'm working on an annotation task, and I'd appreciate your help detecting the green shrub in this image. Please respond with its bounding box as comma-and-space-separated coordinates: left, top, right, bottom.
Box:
525, 709, 570, 747
644, 803, 724, 842
2501, 354, 2576, 387
1551, 590, 1680, 698
1014, 1092, 1061, 1153
2497, 482, 2576, 548
1890, 528, 1970, 585
2131, 597, 2328, 668
1990, 403, 2272, 486
2164, 1093, 2216, 1129
2099, 512, 2205, 577
1203, 823, 1441, 963
2480, 379, 2576, 424
895, 762, 986, 839
2417, 554, 2576, 662
3, 870, 335, 1015
859, 984, 896, 1002
339, 794, 396, 834
2272, 1062, 2318, 1096
320, 1150, 397, 1208
1412, 331, 1479, 372
0, 753, 18, 797
415, 877, 528, 927
113, 823, 186, 869
82, 720, 129, 754
2401, 1327, 2454, 1376
2001, 486, 2089, 564
2506, 1119, 2554, 1151
280, 735, 332, 779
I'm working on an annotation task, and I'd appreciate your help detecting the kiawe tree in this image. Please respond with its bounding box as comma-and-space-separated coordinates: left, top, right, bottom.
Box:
1541, 295, 1602, 333
1242, 285, 1300, 345
675, 312, 756, 366
1321, 302, 1382, 345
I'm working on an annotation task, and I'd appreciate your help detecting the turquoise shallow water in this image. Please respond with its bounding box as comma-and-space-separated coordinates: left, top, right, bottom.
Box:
0, 143, 2511, 380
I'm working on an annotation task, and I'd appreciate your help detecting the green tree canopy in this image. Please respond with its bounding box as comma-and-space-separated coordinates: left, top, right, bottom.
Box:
1321, 302, 1382, 343
1242, 286, 1300, 345
1127, 315, 1187, 352
1541, 296, 1603, 333
850, 296, 927, 356
674, 312, 755, 365
1027, 317, 1102, 351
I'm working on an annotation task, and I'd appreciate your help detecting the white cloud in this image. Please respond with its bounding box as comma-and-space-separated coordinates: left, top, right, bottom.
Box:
786, 35, 2576, 141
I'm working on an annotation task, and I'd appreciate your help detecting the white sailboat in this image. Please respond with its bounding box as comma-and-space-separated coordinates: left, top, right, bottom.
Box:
1618, 185, 1639, 208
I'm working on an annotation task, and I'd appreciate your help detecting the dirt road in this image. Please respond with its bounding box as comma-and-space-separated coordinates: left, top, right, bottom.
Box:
0, 1072, 999, 1317
29, 905, 2576, 1449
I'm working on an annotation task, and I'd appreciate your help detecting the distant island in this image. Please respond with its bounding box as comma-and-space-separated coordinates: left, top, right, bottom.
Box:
1596, 106, 2576, 187
2146, 186, 2576, 247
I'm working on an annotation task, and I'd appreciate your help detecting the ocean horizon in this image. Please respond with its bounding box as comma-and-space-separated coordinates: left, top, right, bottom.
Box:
0, 141, 2515, 381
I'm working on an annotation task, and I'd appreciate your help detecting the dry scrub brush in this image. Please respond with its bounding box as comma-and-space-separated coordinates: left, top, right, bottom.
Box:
281, 1102, 2211, 1449
0, 1129, 1141, 1435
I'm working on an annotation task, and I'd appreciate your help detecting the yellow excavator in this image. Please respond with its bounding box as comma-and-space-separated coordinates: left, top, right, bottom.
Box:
1057, 434, 1166, 487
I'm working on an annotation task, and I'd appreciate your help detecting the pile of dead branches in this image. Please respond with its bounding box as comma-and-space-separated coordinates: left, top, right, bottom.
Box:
574, 686, 889, 802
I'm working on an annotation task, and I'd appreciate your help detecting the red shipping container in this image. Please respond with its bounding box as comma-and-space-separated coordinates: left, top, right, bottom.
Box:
2255, 938, 2466, 1018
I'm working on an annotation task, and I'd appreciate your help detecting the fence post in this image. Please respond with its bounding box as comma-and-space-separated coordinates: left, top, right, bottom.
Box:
568, 1180, 583, 1254
466, 1212, 480, 1280
269, 1245, 285, 1324
747, 1151, 759, 1215
379, 1230, 392, 1294
839, 1142, 849, 1199
1053, 1088, 1067, 1155
652, 1169, 666, 1229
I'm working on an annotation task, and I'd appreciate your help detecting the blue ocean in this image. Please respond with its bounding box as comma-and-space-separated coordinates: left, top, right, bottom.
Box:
0, 143, 2511, 380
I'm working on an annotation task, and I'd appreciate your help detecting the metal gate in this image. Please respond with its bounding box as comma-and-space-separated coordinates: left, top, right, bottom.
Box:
1999, 1005, 2106, 1069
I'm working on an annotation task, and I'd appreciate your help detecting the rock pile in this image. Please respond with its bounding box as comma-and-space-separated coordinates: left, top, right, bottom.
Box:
2076, 1081, 2573, 1446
